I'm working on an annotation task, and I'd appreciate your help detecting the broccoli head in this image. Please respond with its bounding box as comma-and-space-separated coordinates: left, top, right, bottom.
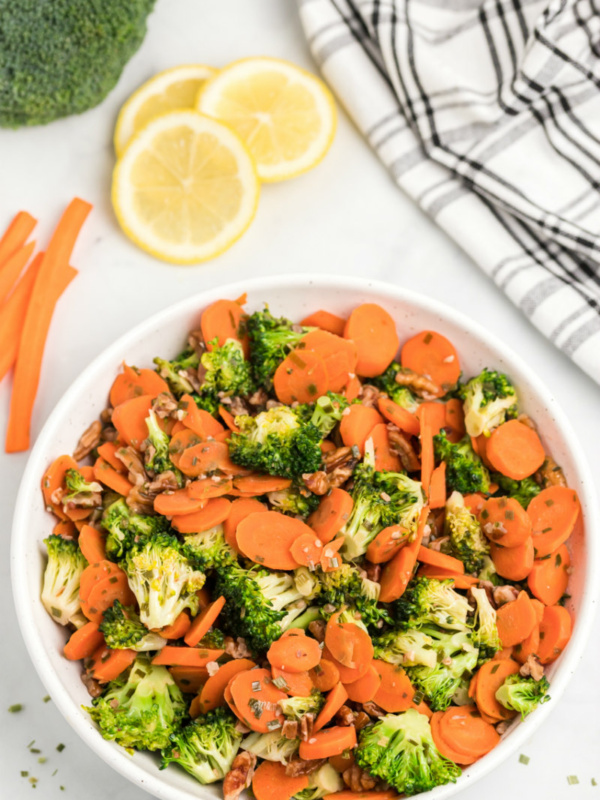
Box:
491, 473, 541, 509
470, 586, 501, 663
122, 532, 206, 630
62, 468, 103, 507
101, 497, 169, 561
161, 707, 242, 783
355, 709, 461, 795
277, 693, 324, 720
200, 338, 254, 397
99, 600, 166, 651
433, 431, 490, 495
144, 409, 182, 480
183, 525, 237, 571
267, 487, 319, 519
443, 491, 490, 573
246, 307, 313, 390
154, 347, 200, 397
392, 576, 471, 632
495, 673, 550, 719
293, 567, 322, 601
301, 392, 349, 437
295, 763, 344, 800
240, 730, 299, 764
228, 405, 322, 479
373, 628, 439, 669
87, 656, 186, 751
371, 363, 420, 412
41, 535, 87, 626
317, 563, 391, 628
460, 369, 518, 438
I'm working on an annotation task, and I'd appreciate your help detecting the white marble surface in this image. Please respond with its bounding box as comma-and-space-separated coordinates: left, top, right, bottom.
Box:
1, 0, 599, 797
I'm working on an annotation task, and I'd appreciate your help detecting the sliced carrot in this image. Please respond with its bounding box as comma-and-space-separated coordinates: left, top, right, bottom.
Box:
169, 666, 209, 694
158, 612, 192, 640
252, 760, 309, 800
267, 633, 322, 674
179, 393, 225, 438
417, 545, 464, 573
428, 462, 446, 509
233, 475, 292, 494
377, 396, 420, 437
528, 486, 581, 559
486, 420, 546, 480
97, 442, 126, 473
308, 488, 354, 544
188, 477, 233, 500
79, 560, 122, 603
154, 489, 205, 517
512, 623, 540, 665
178, 440, 243, 478
53, 519, 77, 539
290, 533, 324, 569
88, 645, 137, 683
78, 525, 106, 564
223, 497, 266, 554
431, 712, 478, 766
81, 572, 136, 624
219, 405, 240, 433
274, 349, 330, 404
299, 329, 358, 393
343, 375, 362, 402
0, 252, 43, 384
493, 647, 515, 661
419, 402, 446, 492
229, 668, 286, 733
538, 604, 572, 664
151, 646, 224, 667
527, 544, 570, 606
171, 497, 231, 534
379, 506, 429, 602
184, 596, 226, 647
64, 621, 105, 661
480, 496, 532, 547
309, 659, 340, 693
369, 423, 402, 472
201, 299, 249, 356
444, 398, 466, 443
327, 753, 355, 774
109, 365, 168, 407
401, 330, 460, 395
168, 428, 205, 469
490, 537, 534, 582
438, 705, 500, 758
300, 310, 346, 336
93, 457, 134, 497
463, 493, 486, 517
366, 524, 409, 564
468, 672, 478, 699
343, 664, 381, 703
321, 645, 370, 684
313, 682, 348, 732
325, 612, 374, 670
320, 537, 345, 572
0, 210, 36, 266
0, 240, 36, 306
236, 510, 312, 570
372, 660, 416, 713
198, 658, 256, 714
111, 394, 154, 448
343, 303, 399, 378
41, 454, 79, 520
496, 591, 537, 647
474, 658, 520, 720
299, 726, 357, 760
339, 404, 383, 456
416, 566, 479, 589
271, 666, 314, 697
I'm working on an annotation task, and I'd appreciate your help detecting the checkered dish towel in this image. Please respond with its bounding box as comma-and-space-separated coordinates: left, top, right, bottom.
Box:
298, 0, 600, 383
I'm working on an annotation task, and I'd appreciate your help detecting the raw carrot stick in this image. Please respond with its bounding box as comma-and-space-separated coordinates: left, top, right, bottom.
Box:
109, 364, 169, 407
485, 420, 546, 480
537, 604, 572, 664
339, 404, 383, 456
252, 760, 309, 800
401, 331, 460, 395
309, 659, 340, 693
63, 621, 105, 661
438, 705, 500, 758
197, 658, 256, 714
93, 457, 134, 497
151, 646, 225, 667
154, 488, 206, 517
179, 394, 225, 438
377, 396, 420, 437
233, 475, 292, 494
490, 538, 534, 582
480, 496, 532, 547
419, 403, 446, 492
169, 666, 209, 694
527, 544, 571, 606
271, 666, 314, 697
496, 591, 537, 647
343, 303, 399, 378
81, 572, 136, 623
301, 310, 346, 336
430, 712, 478, 766
223, 497, 267, 554
308, 488, 353, 544
474, 659, 520, 720
78, 525, 107, 564
444, 398, 466, 443
299, 726, 357, 760
366, 524, 410, 564
88, 645, 137, 683
313, 683, 349, 731
157, 612, 192, 640
290, 532, 324, 568
273, 349, 330, 404
268, 632, 322, 673
201, 299, 249, 355
6, 198, 91, 453
0, 240, 36, 306
417, 545, 464, 573
219, 405, 239, 432
0, 211, 36, 266
372, 660, 416, 712
428, 462, 446, 509
528, 486, 581, 559
171, 497, 231, 534
379, 506, 429, 602
229, 668, 287, 734
369, 423, 402, 472
236, 511, 312, 570
184, 596, 226, 647
188, 477, 233, 500
344, 664, 381, 703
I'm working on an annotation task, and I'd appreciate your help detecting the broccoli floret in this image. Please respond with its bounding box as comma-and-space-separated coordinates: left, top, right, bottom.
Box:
355, 709, 461, 795
304, 393, 349, 437
371, 363, 420, 412
392, 577, 471, 632
246, 308, 313, 390
198, 628, 226, 649
241, 731, 299, 763
443, 491, 490, 573
295, 764, 344, 800
0, 1, 156, 128
63, 468, 103, 506
341, 462, 425, 560
317, 563, 391, 628
87, 656, 185, 751
477, 555, 501, 586
183, 525, 237, 571
228, 406, 322, 479
267, 487, 320, 519
144, 409, 182, 480
161, 707, 241, 783
433, 431, 490, 495
460, 369, 518, 438
373, 628, 438, 669
154, 347, 199, 397
99, 600, 166, 651
101, 498, 169, 561
495, 674, 550, 719
491, 473, 541, 509
277, 694, 324, 721
41, 535, 87, 626
470, 586, 501, 663
122, 532, 206, 630
293, 567, 322, 601
200, 338, 254, 397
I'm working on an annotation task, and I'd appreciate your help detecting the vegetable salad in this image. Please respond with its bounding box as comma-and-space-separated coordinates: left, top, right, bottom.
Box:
40, 296, 579, 798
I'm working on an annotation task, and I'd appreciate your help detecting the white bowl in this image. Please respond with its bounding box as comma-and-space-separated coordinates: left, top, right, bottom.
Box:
11, 275, 599, 800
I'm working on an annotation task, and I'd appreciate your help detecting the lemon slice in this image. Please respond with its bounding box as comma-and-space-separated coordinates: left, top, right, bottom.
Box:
114, 64, 217, 156
112, 110, 260, 264
197, 57, 336, 182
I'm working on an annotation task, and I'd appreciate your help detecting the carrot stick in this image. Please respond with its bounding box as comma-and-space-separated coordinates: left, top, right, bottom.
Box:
430, 712, 478, 766
219, 405, 240, 432
444, 398, 466, 443
151, 646, 224, 667
201, 299, 249, 356
236, 510, 313, 570
428, 462, 446, 509
169, 666, 209, 694
0, 240, 36, 306
344, 664, 381, 703
527, 544, 570, 606
343, 303, 399, 378
93, 457, 134, 497
496, 591, 537, 647
6, 199, 91, 452
157, 611, 192, 640
438, 705, 500, 758
252, 760, 309, 800
419, 403, 446, 492
417, 545, 464, 573
299, 726, 357, 760
229, 668, 286, 733
309, 659, 340, 693
474, 658, 520, 720
197, 658, 256, 714
184, 596, 226, 647
480, 496, 532, 547
377, 396, 420, 437
313, 682, 348, 732
528, 486, 581, 559
63, 621, 105, 661
490, 538, 534, 582
271, 665, 315, 697
0, 211, 37, 266
171, 497, 231, 534
274, 349, 330, 404
379, 506, 429, 602
537, 604, 572, 664
308, 488, 353, 544
78, 525, 107, 564
401, 331, 460, 395
339, 404, 384, 456
300, 310, 346, 336
486, 420, 546, 480
372, 660, 416, 713
109, 365, 168, 407
369, 423, 402, 472
366, 524, 410, 564
268, 632, 322, 674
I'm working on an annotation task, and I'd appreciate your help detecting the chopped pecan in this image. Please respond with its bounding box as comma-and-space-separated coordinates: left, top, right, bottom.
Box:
100, 408, 113, 424
248, 388, 269, 408
226, 395, 250, 416
322, 446, 357, 473
100, 425, 119, 443
188, 329, 206, 360
115, 446, 147, 486
519, 654, 545, 681
285, 757, 327, 777
302, 470, 330, 496
282, 720, 299, 740
358, 384, 381, 408
493, 585, 519, 606
364, 563, 381, 583
266, 399, 284, 410
152, 392, 179, 419
495, 720, 512, 735
126, 485, 155, 514
224, 636, 253, 659
299, 713, 315, 742
362, 701, 385, 718
81, 669, 103, 698
354, 712, 371, 731
394, 367, 440, 398
328, 465, 356, 489
536, 456, 567, 488
223, 751, 257, 800
335, 705, 356, 727
73, 420, 102, 462
387, 425, 420, 472
308, 620, 326, 643
343, 765, 377, 792
147, 471, 180, 495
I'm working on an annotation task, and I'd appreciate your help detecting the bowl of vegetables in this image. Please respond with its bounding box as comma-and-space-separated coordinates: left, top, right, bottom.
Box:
11, 274, 598, 800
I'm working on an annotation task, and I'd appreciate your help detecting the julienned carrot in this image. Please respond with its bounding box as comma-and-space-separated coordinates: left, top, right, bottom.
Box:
198, 658, 256, 714
485, 419, 546, 480
171, 497, 231, 534
81, 572, 136, 623
178, 441, 243, 478
325, 612, 374, 671
154, 488, 206, 517
0, 211, 36, 266
480, 496, 532, 548
184, 596, 226, 647
401, 330, 460, 395
366, 524, 409, 564
109, 365, 168, 407
299, 726, 357, 760
188, 477, 233, 500
290, 532, 324, 568
300, 309, 346, 336
179, 394, 225, 438
111, 394, 154, 448
309, 659, 340, 693
201, 298, 249, 356
444, 398, 466, 443
308, 488, 353, 544
344, 664, 381, 703
169, 666, 209, 694
271, 665, 314, 697
236, 511, 312, 570
274, 349, 330, 404
88, 645, 137, 683
93, 457, 134, 497
537, 604, 572, 664
219, 405, 239, 432
430, 712, 478, 766
6, 198, 91, 453
151, 646, 224, 667
528, 486, 580, 559
379, 506, 429, 602
490, 538, 534, 582
372, 660, 415, 713
339, 404, 383, 456
252, 760, 309, 800
496, 591, 537, 647
417, 545, 464, 574
157, 612, 192, 640
343, 303, 399, 378
377, 396, 420, 437
0, 252, 44, 384
474, 658, 520, 720
369, 423, 402, 472
428, 462, 446, 509
527, 544, 570, 606
233, 475, 292, 494
298, 330, 358, 393
438, 705, 500, 758
268, 631, 322, 674
63, 621, 105, 661
419, 403, 445, 493
78, 525, 107, 564
229, 668, 287, 734
0, 239, 36, 306
223, 497, 266, 554
313, 682, 348, 731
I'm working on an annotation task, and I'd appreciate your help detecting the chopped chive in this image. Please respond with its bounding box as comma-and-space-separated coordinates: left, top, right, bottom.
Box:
60, 786, 65, 791
27, 740, 35, 748
8, 704, 23, 713
56, 744, 65, 753
567, 776, 579, 785
592, 778, 597, 786
30, 748, 41, 754
519, 754, 530, 765
43, 695, 51, 703
52, 769, 58, 777
21, 771, 29, 778
38, 757, 47, 764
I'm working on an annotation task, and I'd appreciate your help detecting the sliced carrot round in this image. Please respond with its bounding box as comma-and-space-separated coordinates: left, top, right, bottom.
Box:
490, 537, 534, 582
527, 544, 570, 606
474, 658, 520, 720
197, 658, 256, 714
230, 668, 287, 733
201, 299, 249, 355
88, 646, 137, 683
111, 394, 155, 448
299, 726, 357, 760
528, 486, 580, 559
267, 633, 322, 673
438, 705, 500, 758
168, 428, 204, 469
169, 666, 209, 694
480, 496, 532, 548
372, 660, 415, 713
313, 682, 348, 731
178, 441, 242, 478
179, 393, 225, 438
401, 331, 460, 395
233, 475, 292, 494
79, 560, 122, 603
78, 525, 107, 565
41, 454, 80, 520
309, 659, 340, 693
343, 664, 381, 703
109, 365, 168, 407
377, 396, 420, 437
236, 511, 313, 570
325, 613, 374, 670
171, 497, 231, 534
252, 760, 309, 800
538, 604, 572, 664
343, 303, 399, 378
64, 621, 105, 661
223, 498, 267, 554
81, 573, 136, 624
366, 525, 409, 564
300, 310, 346, 336
339, 404, 383, 456
513, 624, 540, 665
271, 666, 314, 697
93, 457, 133, 498
308, 488, 353, 544
430, 712, 478, 766
321, 645, 370, 684
496, 590, 537, 647
187, 477, 233, 500
273, 349, 330, 404
486, 419, 546, 480
290, 532, 324, 568
299, 329, 358, 393
154, 488, 206, 517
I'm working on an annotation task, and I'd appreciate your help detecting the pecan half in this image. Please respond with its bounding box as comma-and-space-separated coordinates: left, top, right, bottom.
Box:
248, 388, 269, 408
188, 329, 206, 360
394, 367, 440, 398
73, 420, 102, 462
146, 471, 180, 495
364, 563, 381, 583
115, 446, 147, 486
519, 654, 545, 682
536, 456, 567, 488
335, 705, 356, 727
322, 446, 357, 473
362, 701, 385, 718
81, 669, 103, 698
493, 585, 519, 607
387, 425, 420, 472
358, 384, 381, 408
282, 720, 299, 740
224, 636, 253, 659
308, 620, 326, 643
299, 713, 315, 742
126, 485, 155, 514
343, 765, 377, 792
285, 757, 327, 777
152, 392, 179, 419
354, 711, 371, 731
302, 470, 330, 496
223, 752, 257, 800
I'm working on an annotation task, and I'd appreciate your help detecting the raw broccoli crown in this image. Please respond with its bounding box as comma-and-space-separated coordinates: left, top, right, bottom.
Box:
0, 0, 156, 128
228, 406, 322, 479
433, 431, 490, 495
183, 525, 237, 571
87, 657, 185, 751
246, 307, 313, 390
241, 730, 299, 763
101, 497, 169, 561
154, 347, 200, 397
99, 600, 165, 651
63, 468, 103, 503
41, 535, 87, 626
267, 487, 319, 519
495, 674, 550, 719
161, 707, 242, 783
355, 710, 461, 795
144, 409, 181, 479
122, 532, 206, 630
460, 369, 518, 438
392, 576, 471, 632
317, 563, 390, 628
201, 338, 254, 397
371, 363, 420, 412
277, 693, 324, 720
443, 491, 490, 573
491, 473, 541, 509
470, 586, 501, 663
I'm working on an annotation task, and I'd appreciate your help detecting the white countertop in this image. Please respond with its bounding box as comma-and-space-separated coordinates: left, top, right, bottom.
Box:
1, 0, 599, 797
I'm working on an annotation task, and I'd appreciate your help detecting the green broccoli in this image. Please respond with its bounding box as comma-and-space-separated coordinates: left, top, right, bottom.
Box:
228, 405, 322, 479
198, 628, 226, 650
154, 347, 200, 397
317, 563, 391, 628
433, 431, 491, 495
392, 577, 471, 632
459, 369, 518, 438
267, 487, 320, 519
443, 491, 490, 573
87, 657, 185, 751
277, 694, 324, 720
355, 709, 461, 795
303, 392, 349, 437
477, 555, 501, 586
470, 586, 501, 663
293, 567, 322, 601
246, 307, 314, 390
495, 674, 550, 719
41, 535, 87, 626
161, 707, 242, 783
295, 763, 344, 800
373, 628, 439, 669
371, 363, 420, 412
200, 338, 254, 398
99, 600, 166, 651
341, 461, 425, 560
144, 409, 182, 480
0, 1, 156, 128
122, 532, 206, 630
240, 731, 299, 764
62, 468, 103, 507
491, 473, 541, 509
183, 525, 237, 571
101, 497, 169, 561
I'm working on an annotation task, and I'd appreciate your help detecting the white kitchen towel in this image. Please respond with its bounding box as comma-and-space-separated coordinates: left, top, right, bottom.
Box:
298, 0, 600, 383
